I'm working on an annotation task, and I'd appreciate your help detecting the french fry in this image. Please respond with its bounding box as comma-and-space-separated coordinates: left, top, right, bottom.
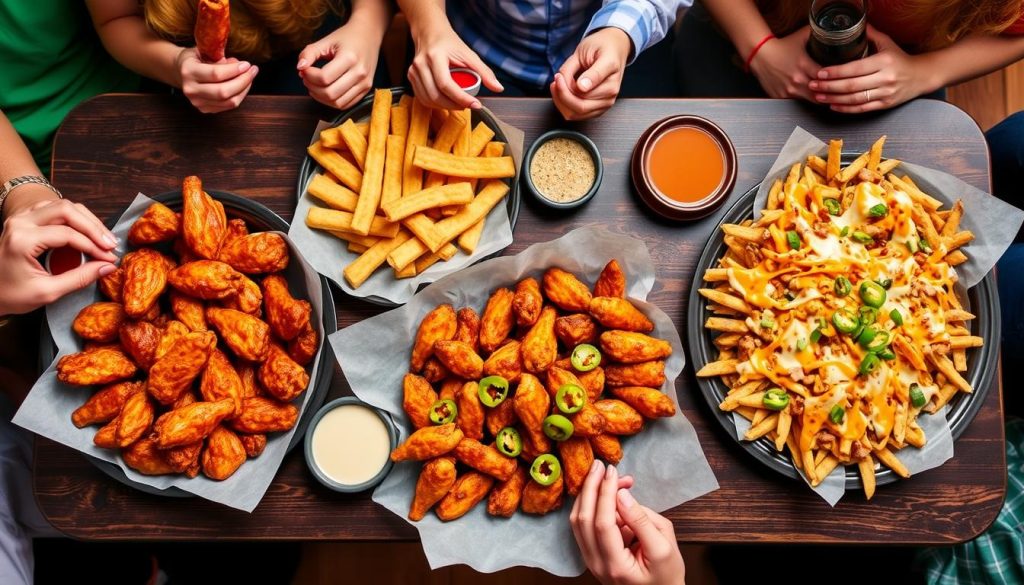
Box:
387, 237, 431, 271
381, 134, 406, 207
412, 146, 516, 179
327, 230, 379, 248
343, 230, 413, 288
391, 104, 410, 137
469, 123, 496, 157
929, 353, 971, 393
340, 118, 369, 169
403, 97, 431, 198
695, 359, 739, 377
858, 457, 876, 499
744, 413, 778, 440
926, 383, 959, 413
413, 243, 458, 274
826, 139, 842, 181
348, 242, 369, 254
308, 141, 362, 192
705, 317, 748, 333
381, 182, 475, 222
307, 173, 358, 212
721, 224, 768, 243
457, 218, 485, 254
867, 135, 885, 171
430, 109, 468, 154
394, 263, 417, 279
953, 348, 968, 372
698, 289, 753, 315
806, 155, 827, 177
319, 126, 345, 150
306, 207, 399, 238
428, 180, 509, 252
812, 455, 839, 486
835, 152, 869, 184
889, 174, 942, 211
775, 408, 791, 452
350, 88, 392, 236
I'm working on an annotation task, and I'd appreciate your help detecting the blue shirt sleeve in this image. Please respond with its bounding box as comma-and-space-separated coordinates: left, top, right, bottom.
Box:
584, 0, 691, 63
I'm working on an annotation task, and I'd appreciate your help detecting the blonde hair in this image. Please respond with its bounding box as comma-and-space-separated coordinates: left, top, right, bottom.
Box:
756, 0, 1023, 51
144, 0, 335, 62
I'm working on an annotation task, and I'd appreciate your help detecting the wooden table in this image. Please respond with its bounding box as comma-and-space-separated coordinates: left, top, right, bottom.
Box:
34, 94, 1005, 544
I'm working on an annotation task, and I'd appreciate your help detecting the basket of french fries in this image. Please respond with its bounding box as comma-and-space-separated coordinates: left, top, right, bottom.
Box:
688, 132, 1009, 500
290, 88, 521, 305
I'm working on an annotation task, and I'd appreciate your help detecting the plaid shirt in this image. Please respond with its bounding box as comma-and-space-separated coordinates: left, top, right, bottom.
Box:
448, 0, 688, 87
917, 418, 1024, 585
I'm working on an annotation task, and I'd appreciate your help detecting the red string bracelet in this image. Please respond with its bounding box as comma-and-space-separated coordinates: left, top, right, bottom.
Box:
744, 33, 776, 72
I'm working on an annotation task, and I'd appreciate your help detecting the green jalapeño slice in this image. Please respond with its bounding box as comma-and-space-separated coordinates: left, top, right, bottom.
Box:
496, 427, 522, 457
555, 384, 586, 414
477, 375, 509, 407
542, 414, 574, 442
429, 399, 457, 425
571, 344, 602, 372
530, 454, 562, 486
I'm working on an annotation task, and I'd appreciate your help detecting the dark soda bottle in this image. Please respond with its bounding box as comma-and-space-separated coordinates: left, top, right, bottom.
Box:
807, 0, 869, 66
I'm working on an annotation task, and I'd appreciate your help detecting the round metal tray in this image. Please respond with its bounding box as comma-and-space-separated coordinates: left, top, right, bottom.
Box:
40, 190, 336, 497
687, 183, 1000, 490
295, 86, 521, 306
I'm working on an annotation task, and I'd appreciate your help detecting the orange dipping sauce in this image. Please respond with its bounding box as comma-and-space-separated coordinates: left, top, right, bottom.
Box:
646, 126, 725, 204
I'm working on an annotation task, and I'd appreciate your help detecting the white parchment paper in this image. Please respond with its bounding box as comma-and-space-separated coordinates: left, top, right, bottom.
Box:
288, 108, 523, 305
330, 227, 719, 576
737, 127, 1022, 504
14, 193, 326, 512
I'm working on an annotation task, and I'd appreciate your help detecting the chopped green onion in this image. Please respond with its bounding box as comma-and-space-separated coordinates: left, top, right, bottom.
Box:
909, 383, 926, 408
868, 203, 888, 218
831, 309, 860, 334
829, 404, 845, 424
763, 388, 790, 411
834, 276, 852, 297
877, 347, 897, 360
890, 309, 903, 326
810, 328, 823, 344
905, 239, 919, 254
823, 198, 842, 216
787, 230, 801, 250
785, 291, 796, 302
858, 353, 881, 376
760, 316, 775, 329
852, 231, 874, 245
859, 306, 878, 326
797, 338, 808, 351
920, 238, 932, 253
859, 281, 887, 308
840, 226, 850, 237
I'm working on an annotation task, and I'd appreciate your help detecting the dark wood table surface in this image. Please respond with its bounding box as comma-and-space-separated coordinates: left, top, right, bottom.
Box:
33, 94, 1006, 544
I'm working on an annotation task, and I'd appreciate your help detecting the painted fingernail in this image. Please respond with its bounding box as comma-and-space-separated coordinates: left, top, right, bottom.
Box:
578, 77, 593, 91
606, 464, 616, 479
238, 62, 251, 72
98, 264, 117, 276
297, 59, 308, 69
617, 488, 636, 508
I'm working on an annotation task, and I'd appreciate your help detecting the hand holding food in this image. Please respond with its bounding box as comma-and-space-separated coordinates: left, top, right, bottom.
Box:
570, 461, 685, 585
697, 137, 979, 497
58, 178, 318, 481
393, 262, 676, 522
551, 28, 633, 121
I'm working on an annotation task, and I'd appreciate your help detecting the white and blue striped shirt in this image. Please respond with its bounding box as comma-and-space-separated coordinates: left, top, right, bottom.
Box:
448, 0, 689, 88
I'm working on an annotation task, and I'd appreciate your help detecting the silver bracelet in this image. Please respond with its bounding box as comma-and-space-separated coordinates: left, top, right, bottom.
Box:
0, 175, 63, 216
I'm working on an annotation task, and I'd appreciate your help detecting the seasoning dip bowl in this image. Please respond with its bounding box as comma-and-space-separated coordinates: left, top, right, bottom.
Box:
630, 115, 737, 221
523, 130, 603, 210
449, 68, 482, 97
304, 396, 397, 493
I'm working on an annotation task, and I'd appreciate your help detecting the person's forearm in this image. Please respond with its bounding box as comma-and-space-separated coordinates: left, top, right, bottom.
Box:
86, 0, 184, 88
0, 112, 56, 220
701, 0, 773, 59
918, 34, 1024, 92
348, 0, 394, 41
397, 0, 447, 42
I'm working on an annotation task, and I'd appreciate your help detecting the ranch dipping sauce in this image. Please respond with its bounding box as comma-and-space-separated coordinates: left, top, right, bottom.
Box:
310, 403, 391, 486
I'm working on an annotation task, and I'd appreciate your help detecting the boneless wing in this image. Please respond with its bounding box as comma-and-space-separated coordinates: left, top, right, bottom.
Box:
168, 260, 245, 301
218, 232, 289, 274
147, 330, 216, 405
262, 274, 310, 341
390, 423, 464, 462
57, 347, 137, 386
71, 381, 144, 428
206, 307, 271, 362
410, 304, 457, 372
182, 175, 227, 259
258, 343, 309, 402
202, 425, 247, 480
230, 397, 299, 434
154, 399, 235, 449
128, 202, 180, 245
72, 302, 126, 342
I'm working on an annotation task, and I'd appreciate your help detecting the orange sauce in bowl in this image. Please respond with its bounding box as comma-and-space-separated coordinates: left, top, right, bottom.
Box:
646, 126, 725, 204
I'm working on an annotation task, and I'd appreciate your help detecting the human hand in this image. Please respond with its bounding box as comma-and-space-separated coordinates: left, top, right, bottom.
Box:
809, 26, 933, 113
749, 26, 820, 101
176, 47, 258, 114
0, 198, 119, 316
550, 28, 632, 121
297, 24, 380, 110
571, 461, 685, 585
407, 19, 503, 110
